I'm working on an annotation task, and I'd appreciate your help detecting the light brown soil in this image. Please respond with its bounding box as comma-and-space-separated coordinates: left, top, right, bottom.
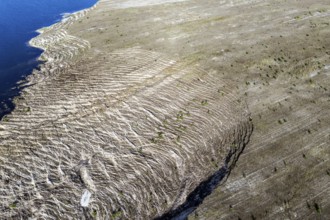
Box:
0, 0, 329, 219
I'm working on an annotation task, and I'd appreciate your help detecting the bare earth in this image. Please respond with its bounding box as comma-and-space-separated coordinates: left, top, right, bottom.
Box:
0, 0, 329, 219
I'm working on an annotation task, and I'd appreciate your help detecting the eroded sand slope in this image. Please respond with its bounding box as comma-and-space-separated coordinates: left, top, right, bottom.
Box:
0, 0, 252, 219
0, 0, 329, 219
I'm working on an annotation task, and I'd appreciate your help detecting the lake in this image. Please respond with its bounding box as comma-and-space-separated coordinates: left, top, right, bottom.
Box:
0, 0, 97, 119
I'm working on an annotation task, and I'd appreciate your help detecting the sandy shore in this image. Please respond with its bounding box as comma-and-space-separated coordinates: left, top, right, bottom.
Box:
0, 0, 330, 219
0, 0, 251, 219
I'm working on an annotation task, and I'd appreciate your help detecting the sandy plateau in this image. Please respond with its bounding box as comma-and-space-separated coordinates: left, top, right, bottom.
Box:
0, 0, 329, 219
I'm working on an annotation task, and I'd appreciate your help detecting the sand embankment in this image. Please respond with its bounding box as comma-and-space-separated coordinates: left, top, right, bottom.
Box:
0, 0, 253, 219
1, 0, 330, 219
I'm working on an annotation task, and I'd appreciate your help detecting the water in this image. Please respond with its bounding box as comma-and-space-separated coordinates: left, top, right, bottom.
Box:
0, 0, 97, 119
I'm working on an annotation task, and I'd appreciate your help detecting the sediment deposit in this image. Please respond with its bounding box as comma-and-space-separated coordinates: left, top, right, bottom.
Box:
1, 0, 330, 219
0, 0, 252, 219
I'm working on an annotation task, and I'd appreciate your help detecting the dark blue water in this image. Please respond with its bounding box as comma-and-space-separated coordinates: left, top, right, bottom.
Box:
0, 0, 97, 119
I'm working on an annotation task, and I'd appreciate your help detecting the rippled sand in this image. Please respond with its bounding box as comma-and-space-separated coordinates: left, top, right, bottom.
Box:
1, 0, 330, 219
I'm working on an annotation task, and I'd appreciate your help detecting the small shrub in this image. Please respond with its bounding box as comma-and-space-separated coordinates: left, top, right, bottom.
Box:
314, 202, 321, 213
201, 100, 208, 106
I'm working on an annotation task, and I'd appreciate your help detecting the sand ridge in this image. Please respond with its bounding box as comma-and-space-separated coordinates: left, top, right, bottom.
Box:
1, 0, 330, 219
0, 1, 252, 219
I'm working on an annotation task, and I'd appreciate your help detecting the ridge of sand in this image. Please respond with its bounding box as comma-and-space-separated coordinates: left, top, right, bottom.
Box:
0, 0, 253, 219
1, 0, 330, 219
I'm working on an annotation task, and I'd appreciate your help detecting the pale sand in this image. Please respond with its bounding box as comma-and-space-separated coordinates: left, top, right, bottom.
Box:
1, 0, 330, 219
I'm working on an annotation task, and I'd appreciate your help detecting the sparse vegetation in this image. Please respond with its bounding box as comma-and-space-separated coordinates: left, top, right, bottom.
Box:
1, 0, 329, 219
314, 201, 321, 213
111, 210, 122, 219
201, 100, 208, 106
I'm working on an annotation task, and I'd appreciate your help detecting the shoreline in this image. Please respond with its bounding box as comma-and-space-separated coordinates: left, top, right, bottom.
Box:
27, 0, 99, 70
0, 1, 99, 121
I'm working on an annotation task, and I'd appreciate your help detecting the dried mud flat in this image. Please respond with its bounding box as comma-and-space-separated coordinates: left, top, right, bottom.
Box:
0, 0, 329, 219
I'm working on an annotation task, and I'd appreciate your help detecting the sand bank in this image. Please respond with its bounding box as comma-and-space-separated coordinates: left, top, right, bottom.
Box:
1, 0, 330, 219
